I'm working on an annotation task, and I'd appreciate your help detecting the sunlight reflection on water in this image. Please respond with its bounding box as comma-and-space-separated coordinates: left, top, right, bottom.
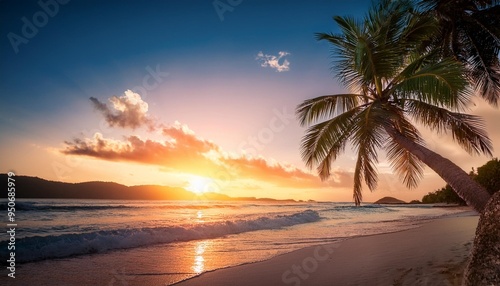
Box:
193, 240, 209, 274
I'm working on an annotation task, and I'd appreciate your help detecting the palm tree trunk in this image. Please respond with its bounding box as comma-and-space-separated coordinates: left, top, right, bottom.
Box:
384, 126, 491, 213
463, 191, 500, 285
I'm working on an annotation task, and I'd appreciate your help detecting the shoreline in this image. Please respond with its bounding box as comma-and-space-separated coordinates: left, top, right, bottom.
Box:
1, 209, 477, 286
174, 213, 478, 286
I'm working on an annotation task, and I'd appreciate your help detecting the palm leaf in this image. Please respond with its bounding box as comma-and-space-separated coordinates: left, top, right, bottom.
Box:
385, 140, 425, 188
349, 104, 390, 192
296, 94, 365, 126
393, 58, 471, 110
384, 112, 425, 189
300, 107, 362, 170
406, 100, 493, 156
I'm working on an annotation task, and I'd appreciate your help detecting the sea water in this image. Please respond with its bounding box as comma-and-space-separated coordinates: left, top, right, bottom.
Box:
0, 199, 472, 285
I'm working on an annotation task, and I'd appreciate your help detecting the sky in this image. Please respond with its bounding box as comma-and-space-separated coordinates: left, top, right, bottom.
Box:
1, 0, 499, 203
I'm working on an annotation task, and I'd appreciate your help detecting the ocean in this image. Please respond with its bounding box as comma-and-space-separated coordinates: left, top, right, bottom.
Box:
0, 199, 473, 285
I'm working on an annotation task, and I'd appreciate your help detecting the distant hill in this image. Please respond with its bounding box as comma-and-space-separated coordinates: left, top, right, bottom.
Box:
373, 196, 406, 204
0, 174, 296, 202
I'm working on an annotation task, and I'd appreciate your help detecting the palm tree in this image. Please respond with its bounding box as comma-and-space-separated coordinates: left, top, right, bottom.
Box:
420, 0, 500, 105
297, 0, 493, 212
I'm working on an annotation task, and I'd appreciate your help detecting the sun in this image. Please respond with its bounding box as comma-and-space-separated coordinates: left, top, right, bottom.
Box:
186, 176, 214, 195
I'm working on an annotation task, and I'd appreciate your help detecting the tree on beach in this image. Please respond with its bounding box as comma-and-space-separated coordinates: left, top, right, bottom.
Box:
418, 2, 500, 283
422, 184, 467, 204
296, 0, 493, 212
420, 0, 500, 106
472, 157, 500, 195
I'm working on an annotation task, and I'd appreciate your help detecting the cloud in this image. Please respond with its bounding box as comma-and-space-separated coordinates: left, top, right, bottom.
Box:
256, 51, 291, 72
90, 90, 155, 130
63, 90, 355, 191
62, 123, 220, 175
62, 121, 351, 189
224, 156, 352, 189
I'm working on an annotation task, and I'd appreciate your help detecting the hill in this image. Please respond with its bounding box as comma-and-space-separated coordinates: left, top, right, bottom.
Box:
373, 196, 406, 204
0, 174, 296, 202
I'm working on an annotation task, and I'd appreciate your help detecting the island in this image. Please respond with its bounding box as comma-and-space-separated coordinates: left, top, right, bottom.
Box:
373, 196, 407, 204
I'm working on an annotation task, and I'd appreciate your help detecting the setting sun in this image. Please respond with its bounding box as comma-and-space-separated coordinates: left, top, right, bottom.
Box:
186, 176, 215, 195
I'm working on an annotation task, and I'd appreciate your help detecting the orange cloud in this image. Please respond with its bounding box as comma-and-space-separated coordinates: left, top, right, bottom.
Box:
62, 124, 220, 175
62, 122, 351, 189
63, 91, 353, 191
224, 156, 352, 188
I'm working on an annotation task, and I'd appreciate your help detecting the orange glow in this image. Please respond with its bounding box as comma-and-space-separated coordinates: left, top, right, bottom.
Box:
193, 240, 210, 274
186, 176, 215, 195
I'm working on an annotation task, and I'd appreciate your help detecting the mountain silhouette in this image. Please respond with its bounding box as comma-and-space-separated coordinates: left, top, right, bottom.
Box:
0, 174, 296, 202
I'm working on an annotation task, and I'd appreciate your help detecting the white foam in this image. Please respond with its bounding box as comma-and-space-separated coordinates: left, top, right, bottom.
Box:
2, 210, 320, 262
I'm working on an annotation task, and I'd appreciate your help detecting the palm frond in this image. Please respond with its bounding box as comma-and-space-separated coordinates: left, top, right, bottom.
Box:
316, 32, 366, 91
299, 107, 362, 171
460, 14, 500, 105
332, 15, 363, 44
384, 113, 425, 189
349, 104, 391, 192
352, 155, 364, 206
420, 0, 500, 105
296, 94, 365, 126
393, 58, 471, 110
386, 140, 425, 189
469, 64, 500, 106
406, 100, 493, 156
400, 11, 439, 51
318, 12, 404, 92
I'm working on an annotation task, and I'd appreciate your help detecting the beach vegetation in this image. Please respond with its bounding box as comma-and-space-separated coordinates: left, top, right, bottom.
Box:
422, 158, 500, 204
422, 184, 467, 204
471, 157, 500, 195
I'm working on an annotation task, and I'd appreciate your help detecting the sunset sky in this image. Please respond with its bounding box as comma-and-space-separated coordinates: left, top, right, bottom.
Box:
1, 0, 499, 202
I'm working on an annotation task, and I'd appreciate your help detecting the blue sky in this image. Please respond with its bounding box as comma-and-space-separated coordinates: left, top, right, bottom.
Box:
1, 0, 498, 202
1, 0, 369, 139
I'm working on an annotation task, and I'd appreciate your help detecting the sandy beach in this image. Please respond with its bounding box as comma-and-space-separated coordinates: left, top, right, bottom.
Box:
174, 214, 478, 286
2, 211, 478, 286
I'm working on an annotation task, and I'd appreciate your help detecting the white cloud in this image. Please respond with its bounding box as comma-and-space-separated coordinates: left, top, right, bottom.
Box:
90, 90, 156, 130
256, 51, 291, 72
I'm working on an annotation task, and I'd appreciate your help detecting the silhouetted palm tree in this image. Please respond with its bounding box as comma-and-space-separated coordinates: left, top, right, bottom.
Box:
297, 0, 493, 212
420, 0, 500, 105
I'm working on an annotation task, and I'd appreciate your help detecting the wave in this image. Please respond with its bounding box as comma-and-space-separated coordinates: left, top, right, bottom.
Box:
0, 201, 134, 211
0, 201, 241, 212
0, 210, 320, 263
323, 205, 398, 213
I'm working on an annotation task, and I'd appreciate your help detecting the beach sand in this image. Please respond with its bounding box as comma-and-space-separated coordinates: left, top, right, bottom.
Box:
175, 215, 478, 286
2, 214, 478, 286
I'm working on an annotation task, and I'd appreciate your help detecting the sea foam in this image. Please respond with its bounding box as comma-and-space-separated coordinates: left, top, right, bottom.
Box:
0, 209, 320, 262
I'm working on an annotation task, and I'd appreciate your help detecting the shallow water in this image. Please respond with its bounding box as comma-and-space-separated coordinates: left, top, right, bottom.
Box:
0, 199, 472, 285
